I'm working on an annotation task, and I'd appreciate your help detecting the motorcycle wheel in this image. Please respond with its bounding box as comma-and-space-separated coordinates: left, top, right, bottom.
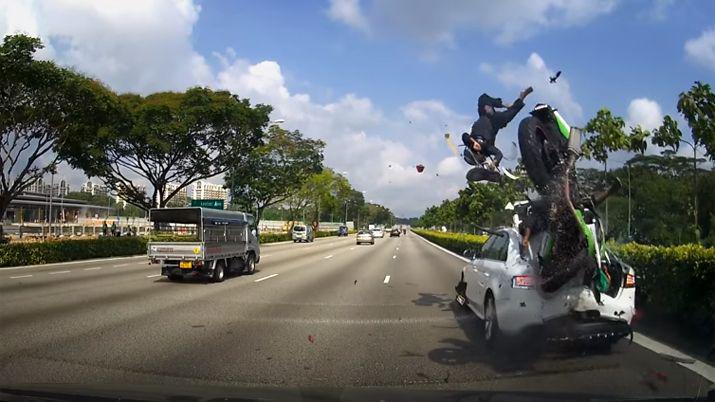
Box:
518, 116, 558, 193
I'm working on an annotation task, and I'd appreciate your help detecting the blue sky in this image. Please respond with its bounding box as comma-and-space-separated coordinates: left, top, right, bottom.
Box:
2, 0, 715, 216
193, 0, 715, 122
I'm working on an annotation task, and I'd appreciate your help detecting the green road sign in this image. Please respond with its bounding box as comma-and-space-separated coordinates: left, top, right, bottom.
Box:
191, 199, 224, 210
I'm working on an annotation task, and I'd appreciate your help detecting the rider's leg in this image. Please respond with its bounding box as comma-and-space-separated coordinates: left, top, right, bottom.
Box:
484, 144, 503, 166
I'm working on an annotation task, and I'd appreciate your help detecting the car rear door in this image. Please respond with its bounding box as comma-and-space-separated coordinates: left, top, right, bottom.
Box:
466, 235, 496, 313
478, 233, 509, 303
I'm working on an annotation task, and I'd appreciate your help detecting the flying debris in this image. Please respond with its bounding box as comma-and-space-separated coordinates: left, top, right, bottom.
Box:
549, 70, 562, 83
416, 164, 425, 173
388, 164, 392, 168
435, 173, 439, 177
444, 133, 460, 157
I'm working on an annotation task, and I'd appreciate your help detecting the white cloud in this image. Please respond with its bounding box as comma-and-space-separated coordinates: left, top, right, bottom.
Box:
333, 0, 618, 46
0, 0, 213, 94
327, 0, 369, 33
685, 28, 715, 72
214, 51, 473, 216
481, 53, 583, 121
643, 0, 675, 20
626, 98, 663, 131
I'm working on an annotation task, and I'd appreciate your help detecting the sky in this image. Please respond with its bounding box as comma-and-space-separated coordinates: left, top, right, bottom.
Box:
1, 0, 714, 217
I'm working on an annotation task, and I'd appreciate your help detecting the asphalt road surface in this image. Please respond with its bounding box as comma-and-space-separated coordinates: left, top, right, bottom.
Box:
0, 233, 711, 399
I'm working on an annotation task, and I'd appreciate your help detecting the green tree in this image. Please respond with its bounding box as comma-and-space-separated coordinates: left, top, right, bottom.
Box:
84, 88, 271, 210
225, 125, 324, 225
582, 109, 630, 164
651, 82, 715, 241
0, 35, 124, 240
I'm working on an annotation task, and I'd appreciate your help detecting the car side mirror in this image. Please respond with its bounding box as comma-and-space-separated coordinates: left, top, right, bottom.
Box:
462, 249, 478, 260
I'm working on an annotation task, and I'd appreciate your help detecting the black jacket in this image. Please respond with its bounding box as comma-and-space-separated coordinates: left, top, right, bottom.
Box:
466, 98, 525, 146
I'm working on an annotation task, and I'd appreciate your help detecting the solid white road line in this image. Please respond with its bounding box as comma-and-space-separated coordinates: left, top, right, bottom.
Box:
10, 274, 32, 279
324, 255, 334, 259
146, 274, 161, 278
415, 231, 715, 382
633, 332, 715, 382
48, 270, 70, 275
412, 232, 470, 263
383, 275, 390, 284
84, 267, 102, 271
113, 263, 130, 268
254, 273, 278, 282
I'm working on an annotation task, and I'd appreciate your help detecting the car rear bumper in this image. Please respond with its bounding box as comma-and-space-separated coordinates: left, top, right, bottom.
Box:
542, 315, 632, 344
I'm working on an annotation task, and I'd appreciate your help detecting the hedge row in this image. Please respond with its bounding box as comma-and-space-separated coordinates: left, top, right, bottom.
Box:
609, 242, 715, 333
412, 229, 715, 335
0, 236, 148, 267
411, 229, 488, 255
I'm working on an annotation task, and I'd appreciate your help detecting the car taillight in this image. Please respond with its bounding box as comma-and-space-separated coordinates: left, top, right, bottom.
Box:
625, 273, 636, 288
512, 275, 534, 289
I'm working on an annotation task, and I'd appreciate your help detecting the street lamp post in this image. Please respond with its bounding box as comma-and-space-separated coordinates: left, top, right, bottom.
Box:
48, 171, 55, 238
344, 201, 349, 225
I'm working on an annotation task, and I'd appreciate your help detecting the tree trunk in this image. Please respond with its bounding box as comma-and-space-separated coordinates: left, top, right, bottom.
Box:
0, 196, 12, 242
693, 146, 699, 243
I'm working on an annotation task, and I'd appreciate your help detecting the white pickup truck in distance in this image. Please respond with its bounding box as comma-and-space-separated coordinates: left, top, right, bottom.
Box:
148, 207, 260, 282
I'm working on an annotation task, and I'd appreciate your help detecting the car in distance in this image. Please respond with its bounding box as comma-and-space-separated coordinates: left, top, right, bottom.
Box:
455, 227, 635, 350
338, 225, 349, 237
389, 228, 401, 237
370, 227, 384, 238
356, 230, 374, 245
292, 224, 314, 243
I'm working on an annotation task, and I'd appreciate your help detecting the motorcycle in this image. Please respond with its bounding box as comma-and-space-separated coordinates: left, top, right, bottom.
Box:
517, 103, 618, 293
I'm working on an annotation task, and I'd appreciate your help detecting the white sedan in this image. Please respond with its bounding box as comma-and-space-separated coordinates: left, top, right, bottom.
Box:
370, 228, 384, 238
455, 227, 635, 349
356, 230, 375, 245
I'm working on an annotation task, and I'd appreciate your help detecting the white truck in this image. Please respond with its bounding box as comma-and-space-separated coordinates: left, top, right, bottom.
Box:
147, 207, 260, 282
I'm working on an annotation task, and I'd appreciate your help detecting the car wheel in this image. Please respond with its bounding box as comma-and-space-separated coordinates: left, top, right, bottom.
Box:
244, 254, 256, 275
455, 273, 468, 309
484, 294, 500, 346
212, 260, 225, 283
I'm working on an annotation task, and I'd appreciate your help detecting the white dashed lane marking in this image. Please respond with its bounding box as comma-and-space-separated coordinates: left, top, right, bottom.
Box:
254, 273, 278, 282
324, 255, 334, 259
113, 263, 130, 268
10, 275, 32, 279
383, 275, 390, 284
146, 274, 161, 278
49, 270, 70, 275
84, 267, 102, 271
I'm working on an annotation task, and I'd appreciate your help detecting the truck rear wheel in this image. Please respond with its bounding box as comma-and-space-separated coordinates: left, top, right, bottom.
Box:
212, 260, 225, 283
244, 254, 256, 275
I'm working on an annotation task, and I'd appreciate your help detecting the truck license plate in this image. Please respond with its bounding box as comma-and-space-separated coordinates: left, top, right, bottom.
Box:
179, 261, 192, 269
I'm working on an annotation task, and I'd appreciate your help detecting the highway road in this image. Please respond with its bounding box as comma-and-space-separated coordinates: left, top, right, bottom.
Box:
0, 233, 712, 399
